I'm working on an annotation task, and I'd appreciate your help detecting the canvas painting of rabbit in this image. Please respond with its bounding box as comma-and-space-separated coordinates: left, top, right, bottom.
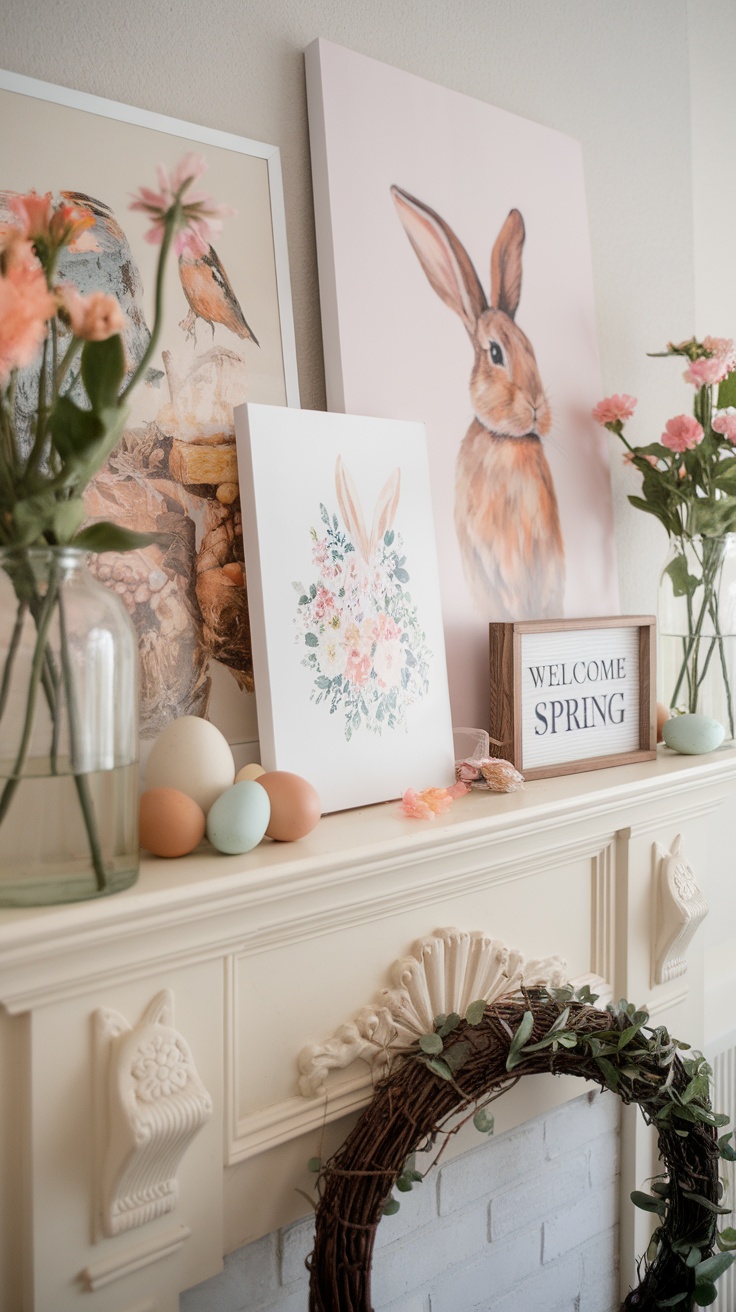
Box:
306, 39, 617, 730
235, 404, 455, 812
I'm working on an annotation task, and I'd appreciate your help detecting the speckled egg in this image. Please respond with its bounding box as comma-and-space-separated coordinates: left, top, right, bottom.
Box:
206, 780, 271, 854
139, 787, 206, 858
146, 716, 235, 813
662, 713, 725, 755
256, 771, 322, 842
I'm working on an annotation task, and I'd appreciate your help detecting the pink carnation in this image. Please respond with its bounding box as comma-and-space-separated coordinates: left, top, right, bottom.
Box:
703, 336, 736, 373
661, 414, 704, 452
591, 394, 637, 426
58, 285, 126, 341
0, 237, 57, 384
712, 408, 736, 443
683, 356, 730, 387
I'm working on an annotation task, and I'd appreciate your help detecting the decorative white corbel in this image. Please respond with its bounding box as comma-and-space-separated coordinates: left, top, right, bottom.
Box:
652, 835, 709, 986
297, 926, 568, 1098
94, 990, 213, 1237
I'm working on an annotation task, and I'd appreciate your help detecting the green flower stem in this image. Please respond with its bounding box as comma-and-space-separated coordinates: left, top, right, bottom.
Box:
0, 562, 58, 826
25, 335, 50, 480
0, 597, 27, 726
57, 588, 108, 891
708, 596, 735, 738
120, 205, 176, 402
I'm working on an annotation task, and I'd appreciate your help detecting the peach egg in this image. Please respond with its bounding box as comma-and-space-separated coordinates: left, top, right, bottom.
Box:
256, 771, 322, 842
140, 787, 206, 858
235, 763, 266, 782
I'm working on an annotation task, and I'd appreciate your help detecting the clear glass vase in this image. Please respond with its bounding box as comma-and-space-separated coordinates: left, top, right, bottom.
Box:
658, 534, 736, 740
0, 546, 139, 906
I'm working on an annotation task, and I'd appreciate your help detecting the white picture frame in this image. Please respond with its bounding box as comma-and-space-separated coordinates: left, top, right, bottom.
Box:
235, 403, 456, 812
0, 69, 299, 759
305, 38, 618, 734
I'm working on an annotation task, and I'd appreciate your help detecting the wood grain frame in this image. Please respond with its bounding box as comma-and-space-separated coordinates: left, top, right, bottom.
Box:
489, 616, 657, 781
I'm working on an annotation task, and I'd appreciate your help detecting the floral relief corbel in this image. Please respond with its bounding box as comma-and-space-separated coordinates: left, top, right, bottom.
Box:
94, 989, 213, 1237
652, 834, 709, 987
298, 926, 568, 1098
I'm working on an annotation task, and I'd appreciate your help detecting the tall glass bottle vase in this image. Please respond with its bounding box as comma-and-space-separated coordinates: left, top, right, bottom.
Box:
658, 534, 736, 740
0, 547, 139, 906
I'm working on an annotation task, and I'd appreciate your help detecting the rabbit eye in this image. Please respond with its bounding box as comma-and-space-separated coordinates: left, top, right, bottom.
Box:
488, 340, 504, 367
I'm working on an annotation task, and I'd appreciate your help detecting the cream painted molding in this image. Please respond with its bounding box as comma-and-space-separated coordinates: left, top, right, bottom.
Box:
298, 926, 568, 1098
94, 990, 213, 1237
652, 835, 709, 987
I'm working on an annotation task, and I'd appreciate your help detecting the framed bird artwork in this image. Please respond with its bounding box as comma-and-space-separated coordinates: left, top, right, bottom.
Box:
0, 68, 299, 763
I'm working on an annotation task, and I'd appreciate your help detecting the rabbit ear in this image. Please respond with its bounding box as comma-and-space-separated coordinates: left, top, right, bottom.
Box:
490, 209, 525, 320
391, 185, 487, 336
335, 456, 371, 562
369, 468, 401, 560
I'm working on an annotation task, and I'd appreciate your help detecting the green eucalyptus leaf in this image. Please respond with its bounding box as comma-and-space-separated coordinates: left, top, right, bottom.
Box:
696, 1251, 736, 1282
693, 1278, 718, 1306
631, 1191, 666, 1216
716, 1228, 736, 1251
422, 1056, 454, 1082
443, 1040, 472, 1073
307, 1157, 320, 1173
596, 1056, 620, 1091
382, 1197, 400, 1216
419, 1033, 443, 1056
686, 1247, 702, 1268
506, 1011, 534, 1072
681, 1190, 732, 1215
664, 554, 700, 599
12, 495, 56, 544
473, 1108, 495, 1135
465, 1000, 486, 1026
396, 1175, 414, 1192
438, 1012, 461, 1038
72, 522, 159, 554
80, 333, 126, 412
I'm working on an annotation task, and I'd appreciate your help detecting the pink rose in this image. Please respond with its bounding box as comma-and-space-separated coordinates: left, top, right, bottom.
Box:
59, 285, 126, 341
683, 356, 729, 387
712, 408, 736, 443
592, 394, 637, 426
661, 414, 704, 452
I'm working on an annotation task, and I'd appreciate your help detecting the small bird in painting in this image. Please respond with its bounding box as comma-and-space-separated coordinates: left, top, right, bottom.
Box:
178, 243, 259, 346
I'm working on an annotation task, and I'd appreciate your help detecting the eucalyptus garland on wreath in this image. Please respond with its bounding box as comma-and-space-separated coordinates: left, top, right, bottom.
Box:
306, 985, 736, 1312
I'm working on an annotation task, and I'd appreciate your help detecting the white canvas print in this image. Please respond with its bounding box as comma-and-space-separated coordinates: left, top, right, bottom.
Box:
305, 39, 617, 732
235, 404, 455, 811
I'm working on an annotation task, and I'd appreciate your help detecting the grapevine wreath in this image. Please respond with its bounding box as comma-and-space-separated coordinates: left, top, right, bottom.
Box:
307, 985, 736, 1311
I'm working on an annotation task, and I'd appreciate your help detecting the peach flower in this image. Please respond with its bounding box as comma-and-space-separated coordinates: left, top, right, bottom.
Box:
0, 238, 57, 384
661, 414, 704, 452
9, 191, 52, 240
58, 284, 126, 341
592, 394, 637, 426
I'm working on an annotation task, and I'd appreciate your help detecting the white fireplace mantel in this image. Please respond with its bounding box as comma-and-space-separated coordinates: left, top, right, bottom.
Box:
2, 747, 736, 1312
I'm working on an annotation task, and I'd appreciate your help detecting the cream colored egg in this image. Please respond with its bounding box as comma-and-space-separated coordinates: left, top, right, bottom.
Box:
235, 762, 266, 782
146, 716, 235, 813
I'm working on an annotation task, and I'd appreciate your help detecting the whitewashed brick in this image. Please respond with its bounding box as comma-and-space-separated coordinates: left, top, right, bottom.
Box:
378, 1295, 428, 1312
545, 1090, 619, 1159
375, 1173, 439, 1249
588, 1128, 621, 1192
543, 1186, 618, 1264
428, 1224, 542, 1311
438, 1117, 545, 1216
182, 1234, 278, 1311
579, 1224, 620, 1312
278, 1215, 313, 1285
490, 1150, 589, 1240
372, 1202, 488, 1306
489, 1251, 581, 1312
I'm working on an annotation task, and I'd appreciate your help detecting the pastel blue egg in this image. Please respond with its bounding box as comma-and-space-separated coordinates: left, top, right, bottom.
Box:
206, 780, 271, 854
662, 713, 725, 755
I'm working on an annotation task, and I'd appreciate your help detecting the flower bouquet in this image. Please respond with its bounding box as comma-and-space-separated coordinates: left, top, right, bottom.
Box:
0, 156, 229, 902
594, 337, 736, 736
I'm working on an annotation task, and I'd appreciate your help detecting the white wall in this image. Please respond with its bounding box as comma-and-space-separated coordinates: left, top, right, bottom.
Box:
4, 0, 699, 620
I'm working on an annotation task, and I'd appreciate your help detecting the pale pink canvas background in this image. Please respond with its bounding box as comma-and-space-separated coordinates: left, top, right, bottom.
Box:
306, 39, 617, 730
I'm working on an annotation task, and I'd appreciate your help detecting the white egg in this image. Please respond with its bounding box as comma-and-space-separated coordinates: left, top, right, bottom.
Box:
146, 716, 235, 813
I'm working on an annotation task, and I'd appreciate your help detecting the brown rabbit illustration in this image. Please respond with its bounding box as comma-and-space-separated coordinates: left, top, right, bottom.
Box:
391, 185, 565, 621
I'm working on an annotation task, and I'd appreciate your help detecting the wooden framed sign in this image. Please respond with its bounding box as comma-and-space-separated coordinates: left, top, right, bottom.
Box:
489, 617, 656, 781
